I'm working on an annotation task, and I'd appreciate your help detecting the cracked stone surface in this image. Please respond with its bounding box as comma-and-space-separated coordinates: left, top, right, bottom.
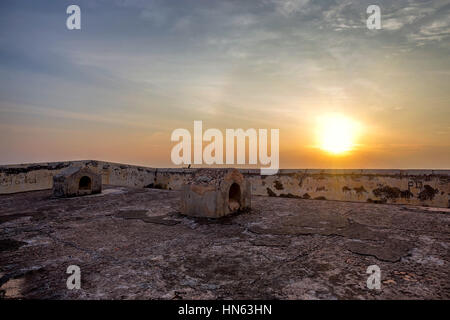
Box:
0, 186, 449, 299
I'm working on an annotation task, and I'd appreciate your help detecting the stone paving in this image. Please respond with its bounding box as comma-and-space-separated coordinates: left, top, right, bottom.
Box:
0, 186, 449, 299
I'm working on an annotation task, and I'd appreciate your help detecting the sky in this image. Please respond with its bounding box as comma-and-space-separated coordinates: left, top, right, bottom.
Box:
0, 0, 449, 169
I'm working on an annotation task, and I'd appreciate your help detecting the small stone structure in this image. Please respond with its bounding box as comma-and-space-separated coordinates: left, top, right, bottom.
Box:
53, 166, 102, 197
180, 168, 251, 218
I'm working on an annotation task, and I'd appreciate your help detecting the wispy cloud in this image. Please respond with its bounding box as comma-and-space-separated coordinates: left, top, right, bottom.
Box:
0, 0, 448, 167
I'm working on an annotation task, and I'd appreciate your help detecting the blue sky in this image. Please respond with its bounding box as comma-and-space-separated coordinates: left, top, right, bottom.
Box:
0, 0, 449, 168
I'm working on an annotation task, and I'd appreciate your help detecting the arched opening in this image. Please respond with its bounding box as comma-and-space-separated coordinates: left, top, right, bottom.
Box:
79, 176, 92, 190
228, 183, 241, 212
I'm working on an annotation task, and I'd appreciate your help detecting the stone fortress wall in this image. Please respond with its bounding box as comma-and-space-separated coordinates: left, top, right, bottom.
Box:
0, 160, 449, 208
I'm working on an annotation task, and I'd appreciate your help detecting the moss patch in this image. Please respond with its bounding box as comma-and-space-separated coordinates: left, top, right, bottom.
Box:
274, 180, 284, 190
266, 188, 277, 197
354, 186, 367, 194
373, 186, 401, 199
418, 185, 438, 201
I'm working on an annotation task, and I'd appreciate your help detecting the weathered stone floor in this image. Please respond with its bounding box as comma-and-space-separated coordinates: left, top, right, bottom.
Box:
0, 186, 449, 299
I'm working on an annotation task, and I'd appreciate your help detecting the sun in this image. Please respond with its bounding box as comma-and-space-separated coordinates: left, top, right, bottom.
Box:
316, 114, 359, 155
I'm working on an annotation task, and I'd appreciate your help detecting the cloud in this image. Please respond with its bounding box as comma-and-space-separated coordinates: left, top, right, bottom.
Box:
382, 4, 436, 30
272, 0, 311, 16
408, 16, 450, 43
0, 0, 449, 167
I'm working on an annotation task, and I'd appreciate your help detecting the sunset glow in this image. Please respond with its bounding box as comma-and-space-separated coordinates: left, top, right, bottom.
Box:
0, 0, 449, 169
317, 114, 360, 155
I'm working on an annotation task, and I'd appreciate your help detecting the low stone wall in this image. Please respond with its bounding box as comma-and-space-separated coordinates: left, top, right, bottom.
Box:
0, 160, 156, 194
246, 169, 450, 208
0, 161, 449, 208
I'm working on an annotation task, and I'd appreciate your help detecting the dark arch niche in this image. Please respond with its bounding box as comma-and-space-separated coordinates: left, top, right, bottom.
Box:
228, 183, 241, 212
79, 176, 92, 190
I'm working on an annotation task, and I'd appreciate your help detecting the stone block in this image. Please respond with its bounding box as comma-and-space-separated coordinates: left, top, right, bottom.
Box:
53, 166, 102, 197
180, 168, 251, 218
